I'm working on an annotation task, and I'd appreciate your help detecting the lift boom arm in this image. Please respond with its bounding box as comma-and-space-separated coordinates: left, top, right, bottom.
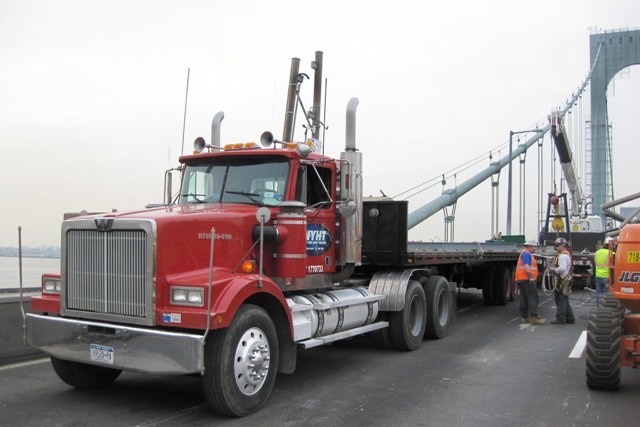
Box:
550, 111, 583, 217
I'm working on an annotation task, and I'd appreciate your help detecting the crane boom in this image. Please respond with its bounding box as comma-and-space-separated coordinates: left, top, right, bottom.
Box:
550, 111, 583, 217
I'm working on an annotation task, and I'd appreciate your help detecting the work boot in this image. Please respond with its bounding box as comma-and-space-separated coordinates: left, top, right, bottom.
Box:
550, 320, 565, 325
520, 317, 530, 324
530, 316, 545, 325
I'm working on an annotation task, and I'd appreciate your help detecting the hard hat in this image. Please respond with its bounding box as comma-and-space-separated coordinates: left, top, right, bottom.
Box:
524, 240, 537, 247
554, 237, 569, 248
604, 236, 613, 244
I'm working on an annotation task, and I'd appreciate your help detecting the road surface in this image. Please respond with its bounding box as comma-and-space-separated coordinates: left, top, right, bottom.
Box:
2, 288, 639, 426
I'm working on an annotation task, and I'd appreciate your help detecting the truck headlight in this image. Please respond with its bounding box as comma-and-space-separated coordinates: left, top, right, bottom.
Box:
170, 286, 204, 307
43, 277, 61, 294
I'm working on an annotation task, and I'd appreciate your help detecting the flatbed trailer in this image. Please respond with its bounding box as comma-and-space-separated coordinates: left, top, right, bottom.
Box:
408, 241, 522, 306
408, 241, 522, 263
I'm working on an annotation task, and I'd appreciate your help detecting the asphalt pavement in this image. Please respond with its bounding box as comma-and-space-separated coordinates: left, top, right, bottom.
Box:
2, 288, 639, 427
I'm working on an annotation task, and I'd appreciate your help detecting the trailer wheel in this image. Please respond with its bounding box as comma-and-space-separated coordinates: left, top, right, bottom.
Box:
389, 280, 426, 351
424, 276, 452, 339
492, 265, 510, 306
586, 307, 621, 391
482, 267, 494, 305
50, 357, 122, 389
203, 304, 278, 417
507, 265, 515, 302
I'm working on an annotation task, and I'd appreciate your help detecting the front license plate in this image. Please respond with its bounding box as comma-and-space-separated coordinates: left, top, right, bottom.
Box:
90, 344, 114, 364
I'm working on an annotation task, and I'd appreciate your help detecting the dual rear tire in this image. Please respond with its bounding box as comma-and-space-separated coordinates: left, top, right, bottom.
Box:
382, 276, 453, 351
388, 280, 427, 350
424, 276, 452, 339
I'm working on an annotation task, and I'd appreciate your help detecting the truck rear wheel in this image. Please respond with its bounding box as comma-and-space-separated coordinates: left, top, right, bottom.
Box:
203, 304, 278, 417
50, 357, 122, 389
586, 307, 621, 390
424, 276, 452, 339
389, 280, 426, 351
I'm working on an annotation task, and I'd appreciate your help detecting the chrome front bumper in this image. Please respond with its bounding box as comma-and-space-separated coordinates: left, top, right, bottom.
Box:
26, 313, 204, 375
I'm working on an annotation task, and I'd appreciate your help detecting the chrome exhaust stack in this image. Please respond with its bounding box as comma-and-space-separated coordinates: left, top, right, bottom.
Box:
210, 111, 224, 152
282, 58, 300, 143
338, 98, 362, 267
311, 51, 323, 142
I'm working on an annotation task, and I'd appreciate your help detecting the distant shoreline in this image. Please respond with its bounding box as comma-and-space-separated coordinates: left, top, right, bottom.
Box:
0, 254, 60, 260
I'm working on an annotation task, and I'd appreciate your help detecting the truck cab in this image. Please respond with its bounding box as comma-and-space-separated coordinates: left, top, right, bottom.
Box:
178, 144, 341, 283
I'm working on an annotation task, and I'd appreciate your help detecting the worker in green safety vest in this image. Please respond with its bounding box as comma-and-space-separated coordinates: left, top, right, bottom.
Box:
593, 236, 615, 306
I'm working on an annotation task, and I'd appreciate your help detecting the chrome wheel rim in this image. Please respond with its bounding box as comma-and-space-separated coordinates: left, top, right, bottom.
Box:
233, 327, 271, 395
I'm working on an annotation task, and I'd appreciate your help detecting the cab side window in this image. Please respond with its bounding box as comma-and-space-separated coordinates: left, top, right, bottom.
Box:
296, 165, 332, 207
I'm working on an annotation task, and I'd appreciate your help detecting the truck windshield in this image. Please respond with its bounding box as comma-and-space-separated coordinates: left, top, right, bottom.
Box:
179, 156, 290, 206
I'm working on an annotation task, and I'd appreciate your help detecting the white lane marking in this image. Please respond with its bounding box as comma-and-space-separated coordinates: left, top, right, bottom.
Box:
569, 330, 587, 359
0, 357, 49, 372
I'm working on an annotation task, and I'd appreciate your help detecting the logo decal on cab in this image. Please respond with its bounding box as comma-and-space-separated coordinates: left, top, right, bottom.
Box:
306, 223, 332, 256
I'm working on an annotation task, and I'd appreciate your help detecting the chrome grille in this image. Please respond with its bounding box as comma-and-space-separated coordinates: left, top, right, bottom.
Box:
64, 225, 153, 324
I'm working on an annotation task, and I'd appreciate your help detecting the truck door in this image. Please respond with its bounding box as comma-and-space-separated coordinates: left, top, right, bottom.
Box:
295, 164, 336, 275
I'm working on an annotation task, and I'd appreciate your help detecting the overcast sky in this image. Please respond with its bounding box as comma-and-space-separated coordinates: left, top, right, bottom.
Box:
1, 0, 639, 248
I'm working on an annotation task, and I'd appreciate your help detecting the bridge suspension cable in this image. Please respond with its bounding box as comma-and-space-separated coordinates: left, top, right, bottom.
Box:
393, 142, 510, 201
406, 43, 604, 231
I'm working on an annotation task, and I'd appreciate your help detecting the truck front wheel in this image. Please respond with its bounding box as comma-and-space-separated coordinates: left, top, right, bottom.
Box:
203, 304, 279, 417
389, 280, 426, 351
50, 357, 122, 389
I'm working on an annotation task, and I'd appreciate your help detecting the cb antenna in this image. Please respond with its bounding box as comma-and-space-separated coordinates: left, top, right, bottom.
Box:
180, 67, 191, 156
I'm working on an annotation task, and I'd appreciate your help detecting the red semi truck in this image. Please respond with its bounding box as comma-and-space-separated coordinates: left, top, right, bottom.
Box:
26, 53, 522, 416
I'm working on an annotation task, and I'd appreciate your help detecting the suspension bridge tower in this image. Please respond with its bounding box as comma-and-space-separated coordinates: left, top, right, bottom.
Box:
590, 28, 640, 218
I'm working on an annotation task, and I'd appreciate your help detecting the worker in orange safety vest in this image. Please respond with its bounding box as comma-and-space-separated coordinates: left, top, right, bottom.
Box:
515, 240, 545, 325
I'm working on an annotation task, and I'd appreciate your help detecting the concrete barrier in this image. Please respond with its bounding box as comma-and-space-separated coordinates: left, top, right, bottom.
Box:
0, 289, 43, 365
